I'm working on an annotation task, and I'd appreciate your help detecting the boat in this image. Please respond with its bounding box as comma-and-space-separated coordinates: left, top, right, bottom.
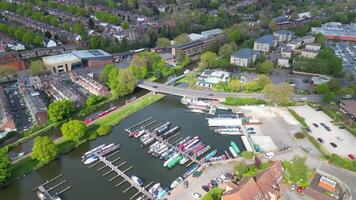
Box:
230, 141, 240, 155
229, 146, 238, 158
156, 187, 169, 199
160, 148, 175, 160
195, 145, 211, 157
218, 131, 242, 135
142, 137, 154, 146
83, 155, 98, 165
189, 109, 206, 114
163, 153, 180, 167
97, 106, 118, 118
179, 157, 189, 165
125, 96, 136, 104
167, 155, 183, 169
134, 130, 145, 138
215, 128, 241, 132
191, 144, 205, 154
149, 183, 160, 194
179, 137, 200, 151
131, 176, 144, 186
162, 126, 180, 138
185, 141, 203, 153
209, 155, 227, 162
82, 144, 106, 159
163, 150, 177, 161
100, 144, 120, 156
176, 136, 191, 146
170, 177, 183, 189
154, 122, 171, 135
156, 146, 169, 156
183, 163, 200, 178
203, 149, 218, 162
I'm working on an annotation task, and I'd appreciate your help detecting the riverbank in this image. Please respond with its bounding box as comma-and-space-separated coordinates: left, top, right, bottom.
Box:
0, 93, 165, 189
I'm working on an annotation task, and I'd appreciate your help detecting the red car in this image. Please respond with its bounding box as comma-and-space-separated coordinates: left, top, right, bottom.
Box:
296, 186, 304, 193
348, 154, 355, 160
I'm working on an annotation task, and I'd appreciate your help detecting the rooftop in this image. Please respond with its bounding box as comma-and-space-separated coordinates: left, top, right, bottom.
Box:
274, 30, 294, 35
201, 28, 223, 36
71, 49, 111, 59
232, 48, 259, 59
43, 53, 81, 65
340, 99, 356, 117
256, 35, 275, 45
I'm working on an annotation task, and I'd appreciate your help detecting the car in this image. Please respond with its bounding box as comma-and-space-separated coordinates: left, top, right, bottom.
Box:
280, 145, 291, 151
296, 186, 303, 193
207, 182, 213, 189
192, 192, 201, 199
348, 154, 355, 161
202, 185, 210, 192
210, 180, 218, 187
302, 79, 310, 83
220, 175, 229, 183
183, 180, 189, 188
247, 131, 256, 134
320, 123, 326, 127
312, 123, 319, 128
290, 184, 296, 190
215, 177, 223, 183
317, 138, 324, 144
246, 127, 254, 131
208, 93, 214, 97
330, 142, 337, 148
225, 173, 234, 180
153, 86, 158, 88
325, 126, 331, 131
304, 127, 311, 133
338, 125, 345, 129
315, 108, 322, 111
264, 152, 274, 159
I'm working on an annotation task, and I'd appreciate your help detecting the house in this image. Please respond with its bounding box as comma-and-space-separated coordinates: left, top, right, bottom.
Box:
196, 70, 230, 88
254, 35, 278, 52
297, 12, 312, 21
300, 49, 319, 58
281, 47, 293, 58
339, 99, 356, 120
277, 56, 290, 68
301, 35, 315, 44
222, 161, 284, 200
43, 39, 57, 48
286, 38, 302, 50
305, 43, 321, 51
230, 48, 260, 67
69, 72, 110, 96
7, 43, 25, 51
71, 49, 112, 68
273, 30, 294, 43
0, 86, 16, 132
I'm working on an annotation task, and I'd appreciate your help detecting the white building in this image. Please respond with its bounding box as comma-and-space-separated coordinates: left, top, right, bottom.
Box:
273, 30, 294, 43
277, 56, 290, 68
230, 48, 260, 67
300, 49, 319, 59
196, 70, 230, 88
7, 43, 25, 51
305, 43, 321, 51
253, 35, 278, 52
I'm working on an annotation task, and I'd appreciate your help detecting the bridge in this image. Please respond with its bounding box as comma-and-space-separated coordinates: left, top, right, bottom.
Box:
137, 80, 322, 102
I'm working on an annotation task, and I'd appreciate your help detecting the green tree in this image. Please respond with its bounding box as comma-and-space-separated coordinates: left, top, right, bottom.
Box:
86, 95, 104, 106
111, 69, 136, 98
263, 83, 294, 105
31, 136, 58, 163
315, 33, 325, 46
227, 79, 242, 92
256, 74, 272, 86
121, 21, 129, 30
107, 67, 120, 90
61, 120, 86, 142
62, 22, 70, 31
257, 60, 274, 74
0, 148, 11, 184
73, 23, 84, 35
202, 188, 224, 200
30, 60, 46, 76
99, 64, 115, 83
22, 32, 34, 45
174, 33, 190, 45
234, 161, 248, 179
33, 35, 44, 45
218, 42, 237, 58
96, 125, 113, 136
284, 156, 309, 186
241, 151, 254, 159
155, 37, 170, 48
198, 51, 218, 70
128, 65, 147, 79
48, 100, 75, 122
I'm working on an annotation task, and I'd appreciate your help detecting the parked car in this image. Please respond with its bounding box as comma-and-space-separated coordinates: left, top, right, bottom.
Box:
220, 175, 229, 183
225, 173, 235, 180
192, 192, 201, 199
312, 123, 319, 128
202, 185, 210, 192
210, 180, 218, 187
325, 126, 331, 131
290, 184, 296, 190
296, 186, 304, 193
330, 142, 337, 148
348, 154, 355, 161
215, 177, 223, 184
317, 138, 324, 144
304, 127, 312, 133
183, 180, 189, 188
264, 152, 274, 159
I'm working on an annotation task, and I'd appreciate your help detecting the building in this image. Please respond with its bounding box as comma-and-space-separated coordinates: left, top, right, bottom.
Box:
280, 47, 293, 58
196, 70, 230, 88
70, 72, 110, 96
305, 43, 321, 51
311, 75, 330, 85
301, 35, 315, 44
311, 22, 356, 42
339, 100, 356, 120
254, 35, 278, 52
300, 49, 319, 58
230, 48, 260, 67
277, 56, 290, 68
222, 161, 284, 200
273, 30, 294, 43
43, 53, 82, 73
47, 81, 85, 107
71, 49, 112, 68
20, 87, 48, 125
318, 176, 337, 192
0, 86, 16, 131
286, 38, 302, 50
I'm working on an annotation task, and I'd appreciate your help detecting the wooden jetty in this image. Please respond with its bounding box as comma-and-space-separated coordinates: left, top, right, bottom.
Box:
33, 174, 71, 200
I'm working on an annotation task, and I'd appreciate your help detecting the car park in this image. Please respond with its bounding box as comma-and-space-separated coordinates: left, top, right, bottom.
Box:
192, 192, 201, 199
330, 142, 337, 148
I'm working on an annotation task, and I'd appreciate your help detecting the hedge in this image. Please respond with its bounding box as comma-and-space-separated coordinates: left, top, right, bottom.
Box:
223, 97, 267, 106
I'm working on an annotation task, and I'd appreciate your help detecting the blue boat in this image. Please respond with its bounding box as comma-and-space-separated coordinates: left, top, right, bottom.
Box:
183, 163, 200, 178
203, 149, 218, 162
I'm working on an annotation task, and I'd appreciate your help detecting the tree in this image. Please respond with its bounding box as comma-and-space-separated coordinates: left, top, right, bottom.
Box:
315, 33, 325, 46
96, 125, 113, 136
263, 83, 294, 105
128, 65, 147, 79
257, 60, 274, 74
198, 51, 218, 70
33, 35, 44, 45
0, 148, 11, 184
111, 69, 136, 98
327, 79, 341, 92
227, 79, 242, 92
73, 23, 84, 35
121, 21, 129, 30
234, 161, 248, 178
88, 18, 95, 29
61, 120, 86, 142
218, 42, 237, 58
284, 156, 309, 186
241, 151, 254, 159
30, 60, 46, 76
86, 95, 104, 106
256, 74, 272, 86
31, 136, 58, 163
22, 32, 34, 45
100, 64, 116, 83
174, 33, 190, 45
48, 100, 75, 122
156, 37, 170, 48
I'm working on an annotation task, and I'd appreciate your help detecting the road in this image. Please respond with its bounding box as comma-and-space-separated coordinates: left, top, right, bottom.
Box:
137, 80, 322, 102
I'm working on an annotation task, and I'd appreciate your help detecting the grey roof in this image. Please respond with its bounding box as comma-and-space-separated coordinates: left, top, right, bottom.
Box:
71, 49, 111, 59
255, 35, 275, 45
274, 30, 294, 35
232, 48, 258, 59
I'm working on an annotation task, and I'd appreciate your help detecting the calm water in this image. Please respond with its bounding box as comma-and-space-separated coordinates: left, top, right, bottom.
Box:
0, 95, 245, 200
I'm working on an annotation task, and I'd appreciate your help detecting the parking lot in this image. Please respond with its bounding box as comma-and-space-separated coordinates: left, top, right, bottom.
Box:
290, 105, 356, 157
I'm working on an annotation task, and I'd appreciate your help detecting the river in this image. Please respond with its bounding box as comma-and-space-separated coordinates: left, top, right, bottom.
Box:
0, 94, 245, 200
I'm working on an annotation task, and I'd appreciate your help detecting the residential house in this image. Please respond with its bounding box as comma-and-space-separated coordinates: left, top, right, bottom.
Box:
277, 56, 290, 68
280, 47, 293, 58
273, 30, 294, 43
254, 35, 278, 52
300, 49, 319, 58
301, 35, 315, 44
196, 70, 230, 88
305, 43, 321, 51
230, 48, 260, 67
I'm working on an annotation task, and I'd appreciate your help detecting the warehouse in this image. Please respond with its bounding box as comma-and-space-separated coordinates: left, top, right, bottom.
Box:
71, 49, 112, 68
42, 53, 82, 73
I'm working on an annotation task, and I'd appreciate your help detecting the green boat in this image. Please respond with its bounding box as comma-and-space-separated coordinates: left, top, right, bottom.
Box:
230, 141, 240, 155
254, 144, 260, 152
167, 155, 183, 169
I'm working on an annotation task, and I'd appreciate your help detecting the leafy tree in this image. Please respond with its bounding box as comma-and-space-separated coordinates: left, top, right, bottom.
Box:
327, 79, 341, 92
174, 33, 190, 45
86, 95, 104, 106
156, 37, 170, 48
128, 65, 147, 79
234, 161, 248, 178
315, 33, 325, 46
256, 74, 272, 86
73, 23, 84, 35
88, 18, 95, 30
107, 67, 120, 90
198, 51, 218, 70
111, 69, 136, 98
31, 136, 58, 163
257, 60, 274, 74
202, 188, 224, 200
30, 60, 46, 76
62, 22, 70, 31
241, 151, 254, 159
121, 21, 129, 30
33, 35, 44, 45
0, 148, 11, 184
284, 156, 309, 186
99, 64, 116, 83
263, 83, 294, 105
61, 120, 86, 142
48, 100, 75, 122
96, 125, 113, 136
218, 42, 237, 58
89, 35, 101, 49
227, 79, 242, 92
22, 32, 34, 45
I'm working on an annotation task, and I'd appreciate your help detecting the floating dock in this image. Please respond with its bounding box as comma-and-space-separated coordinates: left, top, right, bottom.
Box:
33, 174, 71, 200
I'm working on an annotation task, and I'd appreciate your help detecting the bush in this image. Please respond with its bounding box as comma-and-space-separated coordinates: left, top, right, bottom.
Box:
202, 188, 224, 200
241, 151, 254, 159
87, 131, 98, 140
223, 97, 267, 106
327, 154, 356, 172
288, 109, 308, 128
86, 95, 105, 106
96, 125, 113, 136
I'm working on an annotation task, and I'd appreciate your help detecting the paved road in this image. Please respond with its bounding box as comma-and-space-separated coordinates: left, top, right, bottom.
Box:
137, 80, 322, 102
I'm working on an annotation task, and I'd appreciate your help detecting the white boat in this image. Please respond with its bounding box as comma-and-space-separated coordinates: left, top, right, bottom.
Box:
229, 147, 238, 158
131, 176, 144, 186
179, 157, 189, 165
163, 153, 179, 167
218, 131, 242, 135
83, 156, 98, 165
82, 144, 105, 159
149, 183, 160, 194
170, 177, 183, 189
